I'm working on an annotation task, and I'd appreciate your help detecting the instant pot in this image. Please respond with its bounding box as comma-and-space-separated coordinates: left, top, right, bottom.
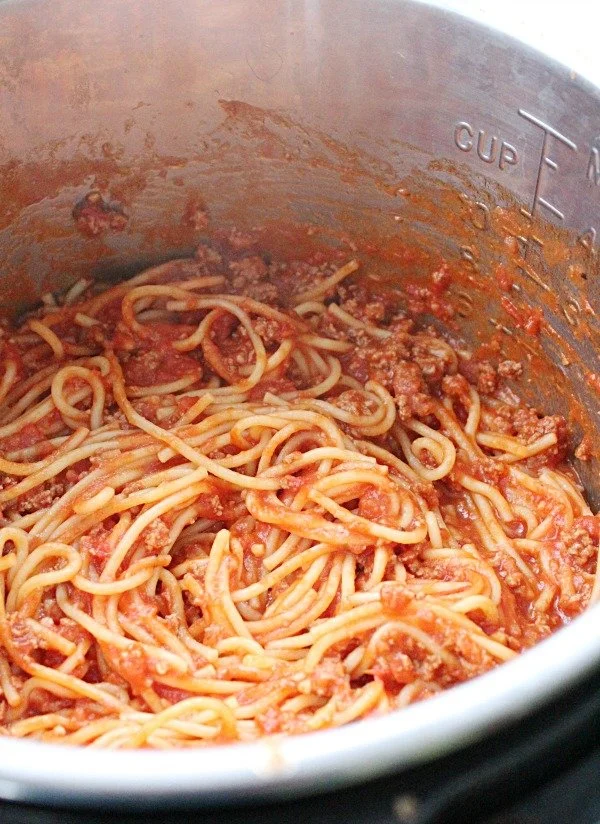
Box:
1, 0, 600, 819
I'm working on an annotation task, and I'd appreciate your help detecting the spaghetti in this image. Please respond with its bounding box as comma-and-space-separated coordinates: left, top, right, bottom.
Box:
0, 241, 596, 748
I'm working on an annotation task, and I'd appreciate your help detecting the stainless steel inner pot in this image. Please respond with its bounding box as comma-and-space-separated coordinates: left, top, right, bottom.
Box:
1, 0, 600, 808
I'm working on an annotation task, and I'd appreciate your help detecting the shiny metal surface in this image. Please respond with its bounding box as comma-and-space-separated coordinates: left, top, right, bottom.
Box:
0, 0, 600, 807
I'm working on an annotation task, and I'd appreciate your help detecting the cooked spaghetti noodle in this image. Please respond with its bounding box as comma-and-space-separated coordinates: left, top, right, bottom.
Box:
0, 240, 596, 748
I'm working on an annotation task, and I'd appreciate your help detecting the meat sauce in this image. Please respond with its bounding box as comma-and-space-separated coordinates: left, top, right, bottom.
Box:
0, 230, 595, 737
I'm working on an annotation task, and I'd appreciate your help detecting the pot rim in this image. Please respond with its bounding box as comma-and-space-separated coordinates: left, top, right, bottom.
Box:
0, 602, 598, 806
0, 0, 599, 807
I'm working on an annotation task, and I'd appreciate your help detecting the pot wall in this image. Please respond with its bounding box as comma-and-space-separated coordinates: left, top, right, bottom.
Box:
1, 0, 600, 805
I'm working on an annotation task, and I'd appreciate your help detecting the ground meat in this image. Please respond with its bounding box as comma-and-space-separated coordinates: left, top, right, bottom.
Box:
492, 552, 529, 597
254, 707, 304, 736
441, 373, 471, 407
137, 518, 170, 554
281, 261, 339, 304
479, 401, 515, 435
459, 356, 498, 394
373, 610, 495, 689
122, 347, 202, 388
575, 435, 594, 461
335, 282, 390, 325
307, 657, 349, 698
315, 310, 352, 343
72, 192, 128, 237
410, 338, 454, 383
80, 524, 114, 573
430, 265, 451, 289
101, 644, 158, 694
392, 360, 434, 421
342, 296, 387, 324
381, 584, 414, 616
0, 238, 593, 742
454, 455, 507, 486
403, 271, 455, 322
333, 390, 377, 417
497, 359, 523, 379
342, 327, 410, 388
372, 648, 417, 687
193, 243, 223, 268
223, 227, 260, 252
228, 258, 345, 307
558, 517, 599, 572
234, 277, 278, 305
5, 480, 66, 516
207, 324, 255, 378
229, 256, 268, 287
511, 408, 569, 468
253, 315, 296, 347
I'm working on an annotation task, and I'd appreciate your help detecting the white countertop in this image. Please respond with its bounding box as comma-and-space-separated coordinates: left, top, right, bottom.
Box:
426, 0, 600, 88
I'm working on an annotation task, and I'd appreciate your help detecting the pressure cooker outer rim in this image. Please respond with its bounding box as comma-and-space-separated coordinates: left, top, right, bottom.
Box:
0, 602, 597, 807
0, 0, 599, 807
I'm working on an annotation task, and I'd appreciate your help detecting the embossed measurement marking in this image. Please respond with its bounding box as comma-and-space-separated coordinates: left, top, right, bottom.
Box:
454, 121, 519, 170
517, 109, 577, 224
451, 108, 600, 333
